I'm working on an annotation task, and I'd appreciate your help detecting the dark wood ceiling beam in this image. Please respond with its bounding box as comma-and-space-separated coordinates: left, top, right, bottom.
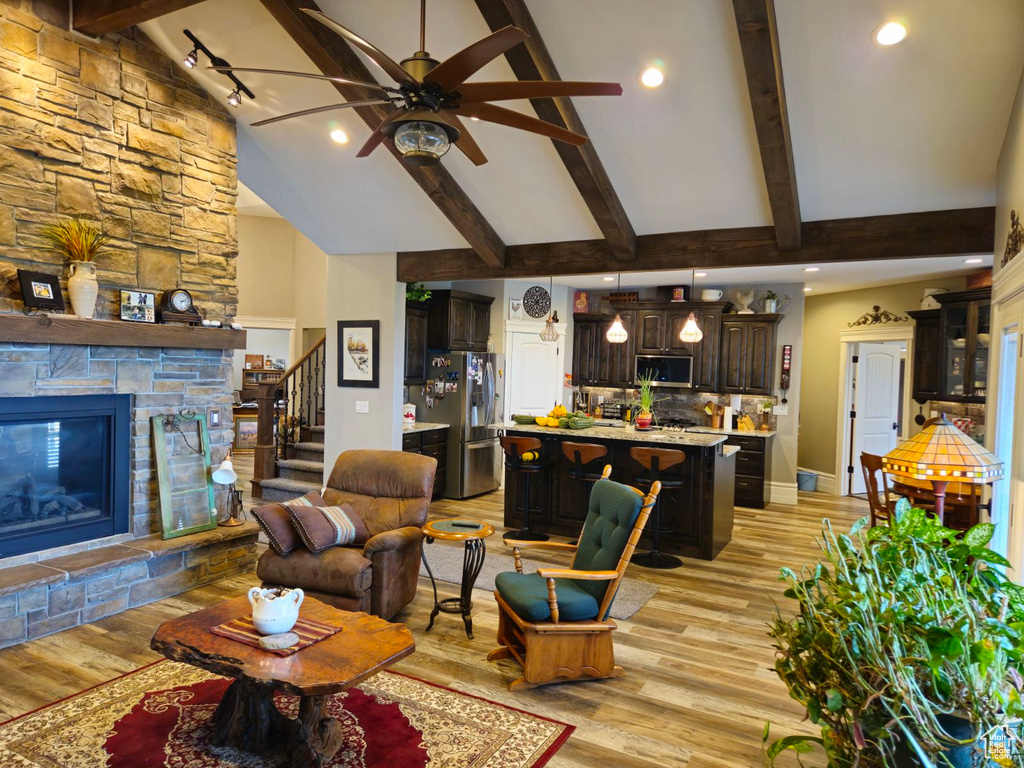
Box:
732, 0, 801, 251
73, 0, 207, 35
397, 207, 995, 282
259, 0, 506, 268
473, 0, 637, 261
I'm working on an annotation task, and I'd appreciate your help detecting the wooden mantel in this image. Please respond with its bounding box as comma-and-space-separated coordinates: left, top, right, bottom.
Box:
0, 314, 247, 350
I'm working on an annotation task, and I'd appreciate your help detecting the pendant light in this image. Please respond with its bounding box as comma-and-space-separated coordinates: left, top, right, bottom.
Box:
540, 276, 560, 342
678, 269, 703, 343
606, 274, 628, 344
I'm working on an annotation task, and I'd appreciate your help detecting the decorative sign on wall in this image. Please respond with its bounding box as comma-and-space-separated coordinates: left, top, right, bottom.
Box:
1002, 209, 1023, 268
847, 305, 909, 327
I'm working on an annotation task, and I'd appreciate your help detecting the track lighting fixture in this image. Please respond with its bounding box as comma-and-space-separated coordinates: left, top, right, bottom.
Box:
181, 30, 254, 107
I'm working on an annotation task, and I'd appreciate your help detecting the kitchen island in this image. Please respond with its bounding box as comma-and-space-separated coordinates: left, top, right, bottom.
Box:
500, 424, 736, 560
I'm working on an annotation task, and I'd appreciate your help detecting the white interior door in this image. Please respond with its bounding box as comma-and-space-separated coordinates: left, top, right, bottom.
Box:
993, 293, 1024, 573
850, 343, 902, 494
507, 332, 561, 418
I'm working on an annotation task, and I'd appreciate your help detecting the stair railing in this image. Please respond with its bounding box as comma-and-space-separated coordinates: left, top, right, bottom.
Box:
252, 335, 326, 495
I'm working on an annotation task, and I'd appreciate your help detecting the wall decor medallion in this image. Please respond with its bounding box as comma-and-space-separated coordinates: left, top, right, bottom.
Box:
120, 290, 156, 323
17, 270, 65, 314
848, 305, 909, 327
1002, 209, 1024, 267
338, 320, 380, 388
522, 286, 550, 318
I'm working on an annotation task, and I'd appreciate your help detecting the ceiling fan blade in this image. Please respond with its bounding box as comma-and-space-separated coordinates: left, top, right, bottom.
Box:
356, 109, 409, 157
251, 99, 394, 127
207, 66, 392, 93
459, 80, 622, 102
458, 102, 588, 146
438, 111, 487, 166
301, 8, 417, 85
427, 25, 527, 91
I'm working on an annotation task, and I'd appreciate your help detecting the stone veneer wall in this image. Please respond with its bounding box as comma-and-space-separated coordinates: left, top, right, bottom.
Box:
0, 1, 238, 319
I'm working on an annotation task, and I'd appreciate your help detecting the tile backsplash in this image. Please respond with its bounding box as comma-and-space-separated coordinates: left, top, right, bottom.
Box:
581, 387, 778, 430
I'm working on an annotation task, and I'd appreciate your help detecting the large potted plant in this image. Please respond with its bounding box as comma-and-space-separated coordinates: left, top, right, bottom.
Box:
765, 503, 1024, 766
43, 218, 109, 319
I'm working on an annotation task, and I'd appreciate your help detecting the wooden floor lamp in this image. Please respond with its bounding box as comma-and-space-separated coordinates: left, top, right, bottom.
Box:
882, 415, 1004, 526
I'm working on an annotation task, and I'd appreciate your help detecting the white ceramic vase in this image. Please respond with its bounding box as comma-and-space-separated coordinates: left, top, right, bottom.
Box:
67, 261, 98, 319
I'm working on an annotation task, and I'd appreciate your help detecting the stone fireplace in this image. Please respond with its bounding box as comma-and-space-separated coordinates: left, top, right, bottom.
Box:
0, 3, 257, 648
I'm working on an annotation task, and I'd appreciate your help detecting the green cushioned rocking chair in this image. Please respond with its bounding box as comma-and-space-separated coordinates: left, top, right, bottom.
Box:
488, 466, 661, 690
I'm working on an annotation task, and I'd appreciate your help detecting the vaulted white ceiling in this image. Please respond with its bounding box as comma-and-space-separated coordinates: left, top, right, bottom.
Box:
141, 0, 1024, 257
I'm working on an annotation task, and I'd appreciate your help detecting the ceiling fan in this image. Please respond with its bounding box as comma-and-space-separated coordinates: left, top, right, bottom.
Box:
211, 1, 622, 166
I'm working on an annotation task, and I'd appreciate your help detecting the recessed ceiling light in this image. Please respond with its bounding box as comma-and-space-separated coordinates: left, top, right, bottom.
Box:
330, 128, 349, 145
602, 276, 615, 282
470, 116, 480, 122
804, 286, 812, 292
873, 21, 907, 46
640, 66, 664, 88
694, 272, 707, 278
804, 267, 819, 272
963, 257, 984, 264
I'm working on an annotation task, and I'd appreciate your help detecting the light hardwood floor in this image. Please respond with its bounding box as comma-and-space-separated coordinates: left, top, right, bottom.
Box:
0, 490, 866, 767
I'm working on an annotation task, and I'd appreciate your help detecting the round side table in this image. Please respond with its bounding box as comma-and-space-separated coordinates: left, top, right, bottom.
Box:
421, 518, 495, 639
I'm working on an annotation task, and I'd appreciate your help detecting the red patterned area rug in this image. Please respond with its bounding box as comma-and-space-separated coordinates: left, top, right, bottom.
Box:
0, 661, 573, 767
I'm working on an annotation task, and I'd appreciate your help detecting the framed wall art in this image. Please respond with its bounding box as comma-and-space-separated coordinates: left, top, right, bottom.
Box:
17, 270, 65, 313
119, 289, 156, 323
338, 320, 380, 388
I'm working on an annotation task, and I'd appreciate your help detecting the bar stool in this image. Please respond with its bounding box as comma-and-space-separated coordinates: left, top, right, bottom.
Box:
500, 435, 551, 542
562, 441, 616, 541
629, 446, 686, 569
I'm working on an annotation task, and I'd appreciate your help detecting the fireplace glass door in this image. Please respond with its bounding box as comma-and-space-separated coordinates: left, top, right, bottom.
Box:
0, 395, 130, 559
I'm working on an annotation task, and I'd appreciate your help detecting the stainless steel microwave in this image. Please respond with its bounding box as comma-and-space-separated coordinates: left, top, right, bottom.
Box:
635, 355, 694, 388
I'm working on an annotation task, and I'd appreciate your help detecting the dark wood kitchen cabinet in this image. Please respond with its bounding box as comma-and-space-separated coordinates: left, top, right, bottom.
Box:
404, 301, 429, 385
572, 312, 635, 388
720, 315, 781, 395
402, 427, 449, 498
907, 308, 941, 401
427, 290, 493, 353
726, 434, 773, 509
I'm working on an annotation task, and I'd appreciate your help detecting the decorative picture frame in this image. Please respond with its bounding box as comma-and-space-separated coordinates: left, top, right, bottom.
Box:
119, 289, 156, 323
233, 413, 258, 452
17, 270, 65, 312
151, 411, 217, 540
509, 297, 524, 321
337, 320, 380, 388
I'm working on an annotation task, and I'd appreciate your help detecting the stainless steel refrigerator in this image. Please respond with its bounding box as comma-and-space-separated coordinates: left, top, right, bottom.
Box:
409, 352, 504, 499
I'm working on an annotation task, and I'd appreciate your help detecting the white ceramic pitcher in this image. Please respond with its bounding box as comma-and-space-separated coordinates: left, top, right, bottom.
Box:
248, 587, 303, 635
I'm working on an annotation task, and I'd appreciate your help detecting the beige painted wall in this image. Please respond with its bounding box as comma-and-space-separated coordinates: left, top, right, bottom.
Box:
798, 276, 967, 477
237, 217, 296, 319
997, 66, 1024, 273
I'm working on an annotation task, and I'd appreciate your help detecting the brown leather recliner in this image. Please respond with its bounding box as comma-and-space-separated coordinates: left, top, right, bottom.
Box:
256, 449, 436, 620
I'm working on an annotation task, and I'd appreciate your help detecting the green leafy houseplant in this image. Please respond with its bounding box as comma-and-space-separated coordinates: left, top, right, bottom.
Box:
42, 218, 110, 263
765, 503, 1024, 767
636, 370, 658, 416
761, 289, 780, 303
406, 282, 432, 302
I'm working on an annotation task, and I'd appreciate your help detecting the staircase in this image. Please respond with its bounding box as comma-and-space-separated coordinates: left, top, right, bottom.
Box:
252, 337, 327, 502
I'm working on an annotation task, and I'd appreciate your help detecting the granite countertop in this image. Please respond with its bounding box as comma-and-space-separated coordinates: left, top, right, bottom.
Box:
723, 445, 740, 457
402, 422, 450, 434
501, 423, 727, 447
687, 426, 776, 438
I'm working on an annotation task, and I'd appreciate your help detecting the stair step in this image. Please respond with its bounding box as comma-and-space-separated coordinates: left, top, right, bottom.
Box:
259, 477, 322, 503
309, 425, 325, 443
277, 459, 324, 483
291, 441, 325, 462
291, 441, 325, 453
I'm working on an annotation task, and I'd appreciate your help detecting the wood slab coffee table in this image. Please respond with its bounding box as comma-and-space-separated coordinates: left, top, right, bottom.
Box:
151, 595, 414, 768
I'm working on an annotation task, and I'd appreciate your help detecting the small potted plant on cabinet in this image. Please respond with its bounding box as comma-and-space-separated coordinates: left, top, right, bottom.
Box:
759, 399, 773, 431
634, 370, 659, 429
765, 503, 1024, 767
43, 218, 110, 319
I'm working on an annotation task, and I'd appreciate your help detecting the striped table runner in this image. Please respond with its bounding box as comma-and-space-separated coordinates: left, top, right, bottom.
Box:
209, 615, 343, 656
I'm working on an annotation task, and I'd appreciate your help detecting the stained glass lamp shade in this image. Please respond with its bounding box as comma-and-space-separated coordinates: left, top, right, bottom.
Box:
882, 415, 1003, 524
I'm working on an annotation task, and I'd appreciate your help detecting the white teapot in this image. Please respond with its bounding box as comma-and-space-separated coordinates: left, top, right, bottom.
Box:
248, 587, 303, 635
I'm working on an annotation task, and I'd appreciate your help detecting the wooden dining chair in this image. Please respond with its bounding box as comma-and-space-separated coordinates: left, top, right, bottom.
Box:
860, 452, 894, 527
487, 466, 661, 690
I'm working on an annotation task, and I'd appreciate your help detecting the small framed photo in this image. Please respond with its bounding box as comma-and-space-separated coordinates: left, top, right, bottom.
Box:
119, 290, 156, 323
509, 297, 524, 321
17, 270, 64, 312
338, 320, 380, 388
244, 354, 264, 370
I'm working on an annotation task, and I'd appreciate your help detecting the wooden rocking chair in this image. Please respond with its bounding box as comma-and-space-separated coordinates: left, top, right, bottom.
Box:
487, 467, 661, 690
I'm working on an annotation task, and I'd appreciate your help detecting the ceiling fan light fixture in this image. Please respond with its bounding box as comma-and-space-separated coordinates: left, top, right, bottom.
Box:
391, 120, 457, 166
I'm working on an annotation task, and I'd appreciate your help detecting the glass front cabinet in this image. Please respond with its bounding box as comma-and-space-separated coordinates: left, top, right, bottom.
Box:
934, 288, 991, 403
